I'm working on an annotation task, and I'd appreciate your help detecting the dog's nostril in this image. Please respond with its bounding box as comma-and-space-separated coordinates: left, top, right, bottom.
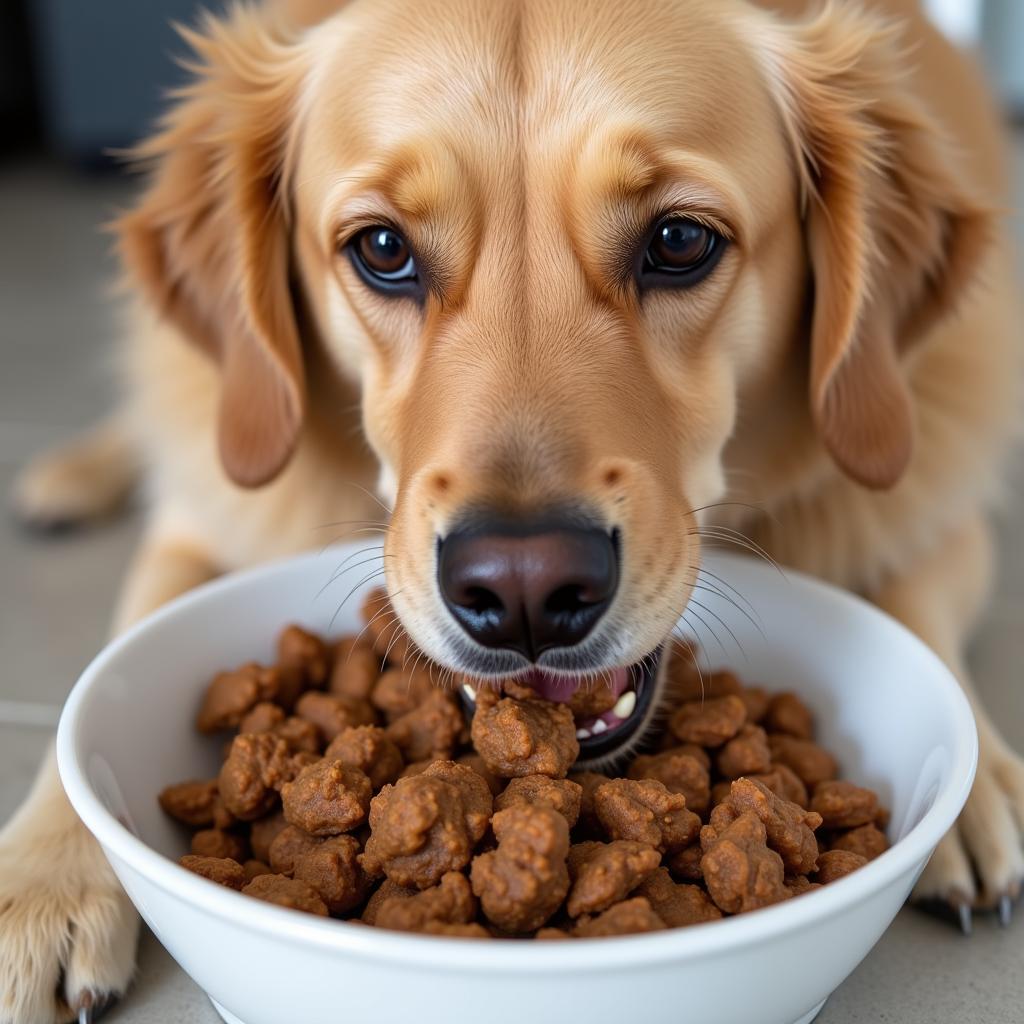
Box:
545, 583, 592, 616
437, 517, 618, 659
463, 585, 504, 616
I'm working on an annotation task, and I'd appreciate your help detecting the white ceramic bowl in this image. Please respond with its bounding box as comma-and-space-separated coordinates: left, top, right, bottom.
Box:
57, 548, 976, 1024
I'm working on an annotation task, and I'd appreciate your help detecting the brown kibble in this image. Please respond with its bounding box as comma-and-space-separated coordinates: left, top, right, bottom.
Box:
627, 749, 711, 816
361, 588, 412, 663
371, 664, 439, 721
786, 874, 820, 896
295, 691, 376, 743
218, 734, 298, 820
242, 859, 273, 882
471, 697, 579, 779
700, 811, 790, 914
709, 778, 821, 875
767, 735, 837, 788
670, 695, 747, 747
566, 679, 619, 718
810, 781, 880, 829
277, 624, 331, 708
249, 811, 288, 863
763, 692, 814, 739
573, 897, 666, 938
536, 927, 572, 940
421, 760, 494, 844
710, 780, 733, 809
159, 779, 219, 827
566, 840, 660, 918
329, 638, 380, 701
666, 648, 742, 704
830, 823, 889, 861
815, 849, 868, 884
633, 868, 722, 927
748, 764, 809, 808
268, 824, 322, 875
495, 775, 582, 828
281, 759, 373, 835
571, 771, 612, 834
196, 664, 278, 733
666, 843, 704, 883
739, 686, 771, 723
361, 878, 417, 924
293, 834, 369, 914
211, 795, 237, 831
593, 778, 701, 854
716, 725, 772, 779
325, 726, 404, 790
399, 759, 433, 780
241, 873, 329, 916
179, 855, 246, 890
361, 775, 477, 889
386, 690, 464, 762
457, 753, 503, 796
471, 805, 570, 933
239, 702, 285, 735
376, 871, 477, 932
191, 828, 248, 862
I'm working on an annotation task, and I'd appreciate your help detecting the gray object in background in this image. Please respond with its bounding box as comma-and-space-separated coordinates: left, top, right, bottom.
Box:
981, 0, 1024, 116
28, 1, 225, 163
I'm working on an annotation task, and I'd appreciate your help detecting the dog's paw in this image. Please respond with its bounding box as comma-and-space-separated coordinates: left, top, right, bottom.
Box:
913, 745, 1024, 932
10, 423, 137, 533
0, 817, 138, 1024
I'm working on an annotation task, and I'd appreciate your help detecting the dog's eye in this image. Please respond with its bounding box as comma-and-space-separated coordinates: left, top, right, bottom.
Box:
640, 217, 724, 288
349, 226, 419, 295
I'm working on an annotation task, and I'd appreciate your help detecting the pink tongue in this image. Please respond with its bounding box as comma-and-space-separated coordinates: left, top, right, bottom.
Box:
519, 666, 631, 703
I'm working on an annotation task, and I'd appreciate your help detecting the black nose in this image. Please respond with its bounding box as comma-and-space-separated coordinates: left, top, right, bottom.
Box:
437, 518, 619, 660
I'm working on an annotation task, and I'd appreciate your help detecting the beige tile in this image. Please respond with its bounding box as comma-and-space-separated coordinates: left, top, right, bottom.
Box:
0, 725, 52, 824
104, 930, 219, 1024
0, 462, 141, 705
822, 906, 1024, 1024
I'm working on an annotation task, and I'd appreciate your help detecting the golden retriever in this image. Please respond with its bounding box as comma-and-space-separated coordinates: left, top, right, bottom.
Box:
4, 0, 1022, 1020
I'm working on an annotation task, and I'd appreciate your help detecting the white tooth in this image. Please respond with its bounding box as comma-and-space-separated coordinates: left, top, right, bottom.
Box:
576, 727, 592, 740
612, 691, 637, 720
461, 683, 477, 701
591, 719, 608, 735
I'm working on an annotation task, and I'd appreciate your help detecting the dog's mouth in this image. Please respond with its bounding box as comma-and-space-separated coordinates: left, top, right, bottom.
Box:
457, 645, 665, 764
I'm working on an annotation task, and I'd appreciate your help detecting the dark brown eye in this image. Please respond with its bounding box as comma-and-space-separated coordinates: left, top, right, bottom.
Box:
349, 226, 419, 296
640, 217, 723, 288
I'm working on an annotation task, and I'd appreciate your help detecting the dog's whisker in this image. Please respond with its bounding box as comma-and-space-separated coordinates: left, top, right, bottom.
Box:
690, 527, 785, 576
312, 518, 390, 531
329, 568, 388, 632
317, 553, 393, 598
688, 597, 747, 663
688, 581, 767, 643
695, 566, 764, 626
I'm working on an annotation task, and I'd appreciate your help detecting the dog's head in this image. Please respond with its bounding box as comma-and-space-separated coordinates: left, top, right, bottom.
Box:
119, 0, 987, 762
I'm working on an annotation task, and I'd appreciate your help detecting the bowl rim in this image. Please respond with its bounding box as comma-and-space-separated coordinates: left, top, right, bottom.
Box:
57, 549, 978, 973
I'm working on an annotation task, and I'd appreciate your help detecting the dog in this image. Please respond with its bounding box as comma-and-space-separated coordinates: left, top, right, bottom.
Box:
4, 0, 1022, 1020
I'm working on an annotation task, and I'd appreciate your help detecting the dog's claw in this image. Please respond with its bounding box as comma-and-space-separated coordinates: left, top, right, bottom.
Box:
957, 900, 973, 937
75, 991, 116, 1024
998, 894, 1013, 928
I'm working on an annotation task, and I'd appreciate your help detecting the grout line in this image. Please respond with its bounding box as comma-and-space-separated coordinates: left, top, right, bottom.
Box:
0, 700, 61, 730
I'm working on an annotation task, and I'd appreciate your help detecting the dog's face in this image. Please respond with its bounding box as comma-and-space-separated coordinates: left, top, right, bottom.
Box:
120, 0, 985, 762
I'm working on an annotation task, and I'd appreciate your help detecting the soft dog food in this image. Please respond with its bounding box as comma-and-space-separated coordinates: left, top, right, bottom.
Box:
160, 589, 889, 938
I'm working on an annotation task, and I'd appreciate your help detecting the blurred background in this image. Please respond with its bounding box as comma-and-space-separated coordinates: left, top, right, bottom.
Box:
0, 2, 1022, 1022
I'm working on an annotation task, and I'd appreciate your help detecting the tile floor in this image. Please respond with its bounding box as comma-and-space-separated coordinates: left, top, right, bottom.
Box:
1, 138, 1023, 1023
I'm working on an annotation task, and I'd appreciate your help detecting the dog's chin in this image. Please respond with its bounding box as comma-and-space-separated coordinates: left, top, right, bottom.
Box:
457, 643, 668, 770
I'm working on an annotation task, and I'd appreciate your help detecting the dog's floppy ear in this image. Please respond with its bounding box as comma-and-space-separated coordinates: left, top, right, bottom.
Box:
765, 5, 991, 489
117, 10, 308, 487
